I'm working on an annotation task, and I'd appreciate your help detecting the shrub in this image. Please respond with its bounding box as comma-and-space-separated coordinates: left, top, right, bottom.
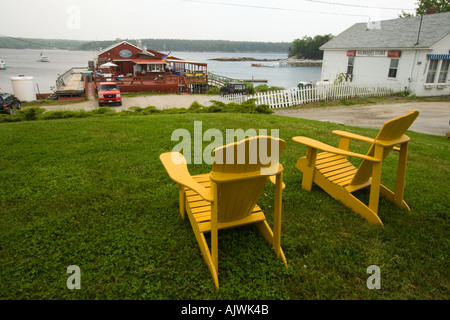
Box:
188, 101, 203, 111
142, 106, 162, 114
254, 84, 284, 92
207, 86, 220, 95
90, 107, 116, 115
18, 107, 46, 121
0, 99, 273, 124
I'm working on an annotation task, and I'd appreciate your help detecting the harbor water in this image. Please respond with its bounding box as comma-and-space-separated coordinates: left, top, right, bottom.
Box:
0, 48, 321, 94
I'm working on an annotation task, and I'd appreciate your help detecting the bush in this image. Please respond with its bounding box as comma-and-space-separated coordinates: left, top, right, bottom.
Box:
90, 107, 116, 115
254, 84, 285, 92
188, 101, 203, 111
0, 99, 273, 124
207, 86, 220, 95
142, 106, 162, 114
0, 114, 22, 123
18, 107, 46, 121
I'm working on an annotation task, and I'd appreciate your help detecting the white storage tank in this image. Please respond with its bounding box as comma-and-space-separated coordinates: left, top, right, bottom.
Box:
11, 75, 37, 101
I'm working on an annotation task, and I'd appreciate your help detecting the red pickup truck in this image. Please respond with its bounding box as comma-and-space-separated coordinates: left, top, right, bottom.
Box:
97, 81, 122, 106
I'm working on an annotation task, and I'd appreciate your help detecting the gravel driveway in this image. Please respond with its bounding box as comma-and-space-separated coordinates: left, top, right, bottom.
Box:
38, 95, 449, 136
40, 94, 221, 112
274, 101, 450, 136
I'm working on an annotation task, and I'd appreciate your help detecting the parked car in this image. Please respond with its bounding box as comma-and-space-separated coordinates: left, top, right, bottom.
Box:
297, 81, 313, 89
97, 81, 122, 106
0, 93, 21, 114
220, 82, 247, 95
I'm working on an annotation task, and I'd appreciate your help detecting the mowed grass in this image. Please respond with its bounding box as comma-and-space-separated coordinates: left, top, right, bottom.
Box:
0, 113, 448, 300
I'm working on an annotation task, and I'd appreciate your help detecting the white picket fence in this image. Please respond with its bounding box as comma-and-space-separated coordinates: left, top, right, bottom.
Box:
220, 83, 402, 108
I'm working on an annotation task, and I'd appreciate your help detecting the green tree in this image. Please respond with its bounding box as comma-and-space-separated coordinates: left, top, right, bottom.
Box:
399, 0, 450, 17
416, 0, 450, 14
289, 34, 333, 60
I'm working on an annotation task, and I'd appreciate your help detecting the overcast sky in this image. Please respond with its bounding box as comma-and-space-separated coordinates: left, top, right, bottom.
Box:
0, 0, 418, 42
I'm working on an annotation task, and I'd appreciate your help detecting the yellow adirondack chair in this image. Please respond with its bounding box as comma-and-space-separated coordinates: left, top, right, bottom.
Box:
292, 110, 419, 225
160, 136, 288, 289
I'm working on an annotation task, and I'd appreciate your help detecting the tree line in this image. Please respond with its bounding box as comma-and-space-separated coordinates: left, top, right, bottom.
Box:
288, 34, 334, 60
0, 36, 291, 53
0, 35, 332, 59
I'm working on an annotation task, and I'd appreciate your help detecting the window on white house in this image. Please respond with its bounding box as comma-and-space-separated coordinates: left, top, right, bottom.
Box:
388, 59, 399, 78
347, 57, 354, 75
438, 60, 450, 83
426, 59, 439, 83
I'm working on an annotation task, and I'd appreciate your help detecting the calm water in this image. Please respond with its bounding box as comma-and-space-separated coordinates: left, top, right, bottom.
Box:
0, 48, 321, 93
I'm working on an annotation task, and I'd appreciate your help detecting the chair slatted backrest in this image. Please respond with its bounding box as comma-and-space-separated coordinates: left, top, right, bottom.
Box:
351, 110, 419, 185
211, 136, 286, 223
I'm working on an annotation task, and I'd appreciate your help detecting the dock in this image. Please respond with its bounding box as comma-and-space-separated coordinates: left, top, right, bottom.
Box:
208, 72, 267, 87
54, 67, 89, 99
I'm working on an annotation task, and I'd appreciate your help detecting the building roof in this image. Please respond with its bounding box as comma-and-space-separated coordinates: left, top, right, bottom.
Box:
321, 11, 450, 50
129, 59, 167, 64
98, 40, 143, 56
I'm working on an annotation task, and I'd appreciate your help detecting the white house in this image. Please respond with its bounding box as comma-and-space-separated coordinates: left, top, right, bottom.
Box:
320, 11, 450, 97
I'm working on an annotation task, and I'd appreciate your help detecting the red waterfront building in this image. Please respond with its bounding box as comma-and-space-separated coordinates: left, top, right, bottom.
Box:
94, 40, 208, 93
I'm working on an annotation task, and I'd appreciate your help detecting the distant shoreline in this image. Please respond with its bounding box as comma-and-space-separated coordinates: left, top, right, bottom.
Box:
210, 56, 322, 66
209, 57, 280, 62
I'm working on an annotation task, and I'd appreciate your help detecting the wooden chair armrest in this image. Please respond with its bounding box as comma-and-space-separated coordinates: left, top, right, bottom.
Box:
269, 175, 286, 190
292, 136, 380, 162
160, 152, 213, 202
333, 130, 401, 151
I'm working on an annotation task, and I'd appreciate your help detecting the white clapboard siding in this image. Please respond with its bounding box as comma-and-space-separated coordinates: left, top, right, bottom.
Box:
221, 83, 402, 108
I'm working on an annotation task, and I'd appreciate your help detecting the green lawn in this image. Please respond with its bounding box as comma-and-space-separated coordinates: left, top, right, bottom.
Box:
0, 112, 448, 300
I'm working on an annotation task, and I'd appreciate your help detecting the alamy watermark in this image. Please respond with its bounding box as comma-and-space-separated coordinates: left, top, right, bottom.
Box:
66, 5, 81, 30
66, 265, 81, 290
366, 265, 381, 289
171, 121, 280, 175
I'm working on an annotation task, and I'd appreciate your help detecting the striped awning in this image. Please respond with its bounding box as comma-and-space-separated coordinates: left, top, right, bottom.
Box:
428, 54, 450, 60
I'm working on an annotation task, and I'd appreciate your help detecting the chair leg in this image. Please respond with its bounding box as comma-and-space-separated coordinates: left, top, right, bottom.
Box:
272, 172, 283, 258
393, 143, 409, 207
296, 147, 317, 191
196, 232, 219, 289
313, 169, 384, 225
368, 146, 383, 215
256, 221, 288, 268
178, 185, 185, 220
380, 185, 410, 210
187, 207, 220, 289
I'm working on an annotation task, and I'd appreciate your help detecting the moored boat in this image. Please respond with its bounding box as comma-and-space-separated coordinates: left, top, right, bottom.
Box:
39, 53, 50, 62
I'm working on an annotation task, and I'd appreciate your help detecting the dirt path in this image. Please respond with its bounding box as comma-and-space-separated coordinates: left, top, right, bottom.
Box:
274, 101, 450, 136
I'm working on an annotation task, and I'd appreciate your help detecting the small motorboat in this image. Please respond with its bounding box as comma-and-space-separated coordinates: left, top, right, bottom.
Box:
251, 63, 275, 68
39, 53, 50, 62
0, 58, 5, 70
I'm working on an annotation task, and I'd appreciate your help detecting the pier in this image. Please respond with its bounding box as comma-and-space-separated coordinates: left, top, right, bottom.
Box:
208, 72, 267, 87
54, 67, 89, 99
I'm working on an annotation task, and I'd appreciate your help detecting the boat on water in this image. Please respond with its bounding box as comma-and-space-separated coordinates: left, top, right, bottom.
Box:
0, 58, 5, 70
251, 63, 275, 68
39, 53, 50, 62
